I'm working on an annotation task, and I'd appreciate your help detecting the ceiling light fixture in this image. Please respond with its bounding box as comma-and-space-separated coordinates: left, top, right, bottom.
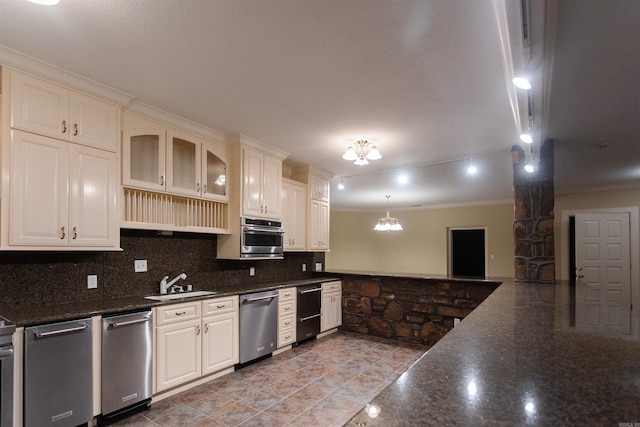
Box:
467, 163, 477, 175
519, 132, 533, 144
342, 140, 381, 166
338, 178, 345, 190
374, 195, 403, 232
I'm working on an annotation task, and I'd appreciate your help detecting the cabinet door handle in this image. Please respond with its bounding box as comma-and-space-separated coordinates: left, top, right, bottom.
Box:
196, 325, 201, 335
204, 324, 208, 334
160, 175, 165, 185
203, 184, 207, 193
60, 226, 65, 239
196, 183, 201, 192
72, 226, 77, 239
62, 120, 67, 133
265, 205, 268, 213
73, 123, 79, 136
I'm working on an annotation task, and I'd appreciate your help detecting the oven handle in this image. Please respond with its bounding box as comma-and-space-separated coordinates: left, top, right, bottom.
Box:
34, 324, 87, 338
0, 347, 13, 358
299, 313, 322, 322
299, 287, 322, 294
243, 226, 284, 235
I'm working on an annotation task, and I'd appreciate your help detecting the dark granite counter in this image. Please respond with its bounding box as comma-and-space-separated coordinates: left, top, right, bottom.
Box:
0, 276, 338, 327
346, 278, 640, 426
325, 269, 502, 284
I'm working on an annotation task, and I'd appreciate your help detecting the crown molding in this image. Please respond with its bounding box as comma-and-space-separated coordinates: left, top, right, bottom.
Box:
230, 134, 289, 160
0, 44, 134, 106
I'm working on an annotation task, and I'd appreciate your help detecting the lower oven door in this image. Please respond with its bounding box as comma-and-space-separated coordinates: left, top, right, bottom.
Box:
297, 313, 321, 342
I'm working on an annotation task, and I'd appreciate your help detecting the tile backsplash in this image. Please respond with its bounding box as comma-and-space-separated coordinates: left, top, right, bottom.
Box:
0, 229, 324, 306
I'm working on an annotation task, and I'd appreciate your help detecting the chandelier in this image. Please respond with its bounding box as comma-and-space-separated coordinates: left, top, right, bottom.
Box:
374, 195, 403, 231
342, 140, 381, 165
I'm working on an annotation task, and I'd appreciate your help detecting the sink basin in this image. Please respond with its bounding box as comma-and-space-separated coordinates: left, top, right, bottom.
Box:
145, 290, 217, 301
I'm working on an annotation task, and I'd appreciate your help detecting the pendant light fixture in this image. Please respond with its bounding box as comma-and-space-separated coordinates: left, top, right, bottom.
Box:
342, 140, 381, 165
374, 195, 403, 231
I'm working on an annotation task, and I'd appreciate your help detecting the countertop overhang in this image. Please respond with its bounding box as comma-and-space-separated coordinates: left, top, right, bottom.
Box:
346, 278, 640, 426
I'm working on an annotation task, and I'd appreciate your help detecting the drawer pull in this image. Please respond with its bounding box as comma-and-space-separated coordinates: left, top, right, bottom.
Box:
175, 311, 187, 316
284, 321, 291, 326
284, 334, 291, 339
284, 306, 291, 311
216, 305, 226, 309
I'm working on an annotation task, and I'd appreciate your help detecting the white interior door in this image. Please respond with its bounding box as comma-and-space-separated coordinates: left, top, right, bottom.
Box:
575, 213, 631, 334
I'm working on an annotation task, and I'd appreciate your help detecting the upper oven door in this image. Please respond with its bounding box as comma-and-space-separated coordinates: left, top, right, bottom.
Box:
241, 225, 284, 256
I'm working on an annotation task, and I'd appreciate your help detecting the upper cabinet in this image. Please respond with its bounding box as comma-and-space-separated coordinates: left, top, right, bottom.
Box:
292, 166, 333, 252
1, 69, 120, 250
11, 72, 118, 152
281, 178, 306, 251
242, 146, 282, 219
122, 114, 229, 202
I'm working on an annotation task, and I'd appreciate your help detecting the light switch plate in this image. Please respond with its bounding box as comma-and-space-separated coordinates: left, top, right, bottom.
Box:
302, 263, 307, 272
134, 259, 148, 272
87, 275, 98, 289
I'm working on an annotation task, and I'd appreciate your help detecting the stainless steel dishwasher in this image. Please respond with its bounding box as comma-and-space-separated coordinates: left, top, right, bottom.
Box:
100, 310, 153, 425
25, 318, 93, 427
0, 317, 16, 427
239, 290, 278, 364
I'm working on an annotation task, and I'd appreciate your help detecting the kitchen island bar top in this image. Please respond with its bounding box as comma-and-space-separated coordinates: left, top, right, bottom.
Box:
346, 278, 640, 426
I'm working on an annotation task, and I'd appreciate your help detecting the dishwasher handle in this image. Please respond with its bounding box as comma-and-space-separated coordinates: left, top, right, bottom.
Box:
0, 347, 14, 358
242, 295, 277, 303
299, 287, 322, 295
34, 324, 87, 339
106, 316, 151, 328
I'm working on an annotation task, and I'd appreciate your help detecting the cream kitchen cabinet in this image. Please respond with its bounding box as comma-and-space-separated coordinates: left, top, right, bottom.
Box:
201, 296, 239, 375
309, 174, 330, 203
9, 130, 118, 248
122, 120, 229, 202
281, 179, 306, 251
277, 287, 296, 348
155, 301, 202, 393
309, 199, 330, 251
10, 71, 118, 152
321, 281, 342, 332
154, 296, 239, 393
242, 146, 282, 219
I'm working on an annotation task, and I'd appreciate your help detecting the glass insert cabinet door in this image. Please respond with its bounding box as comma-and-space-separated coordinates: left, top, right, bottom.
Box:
202, 140, 228, 201
166, 130, 201, 198
122, 128, 166, 192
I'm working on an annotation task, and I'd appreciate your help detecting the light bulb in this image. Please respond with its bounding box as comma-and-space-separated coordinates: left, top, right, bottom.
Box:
524, 163, 535, 173
467, 165, 477, 175
513, 76, 532, 90
520, 133, 533, 144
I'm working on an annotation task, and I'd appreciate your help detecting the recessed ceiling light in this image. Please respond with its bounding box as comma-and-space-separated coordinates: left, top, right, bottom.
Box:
519, 133, 533, 144
467, 165, 477, 175
26, 0, 60, 4
512, 77, 532, 90
398, 174, 408, 185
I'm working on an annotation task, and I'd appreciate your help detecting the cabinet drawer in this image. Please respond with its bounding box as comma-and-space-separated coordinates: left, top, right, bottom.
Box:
155, 302, 200, 325
278, 301, 295, 316
278, 314, 295, 331
202, 295, 238, 316
279, 287, 295, 302
278, 329, 295, 347
322, 281, 341, 292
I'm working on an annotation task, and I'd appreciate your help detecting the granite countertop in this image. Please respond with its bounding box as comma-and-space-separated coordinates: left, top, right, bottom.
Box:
346, 278, 640, 426
325, 269, 503, 284
1, 276, 338, 327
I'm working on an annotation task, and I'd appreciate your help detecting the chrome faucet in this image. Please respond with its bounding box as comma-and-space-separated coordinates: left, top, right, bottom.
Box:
160, 273, 187, 294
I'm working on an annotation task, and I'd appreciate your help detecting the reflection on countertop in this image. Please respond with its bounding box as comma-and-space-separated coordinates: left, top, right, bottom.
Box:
346, 278, 640, 426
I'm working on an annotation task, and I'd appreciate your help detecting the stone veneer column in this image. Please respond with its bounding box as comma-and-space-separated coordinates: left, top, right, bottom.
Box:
512, 139, 555, 283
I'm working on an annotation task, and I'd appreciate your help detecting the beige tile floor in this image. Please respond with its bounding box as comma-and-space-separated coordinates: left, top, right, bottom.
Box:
113, 331, 427, 427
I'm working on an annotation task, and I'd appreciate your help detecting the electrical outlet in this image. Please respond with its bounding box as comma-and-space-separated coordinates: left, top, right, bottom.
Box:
87, 275, 98, 289
134, 260, 147, 272
249, 267, 255, 277
302, 263, 307, 272
454, 318, 461, 327
315, 262, 322, 272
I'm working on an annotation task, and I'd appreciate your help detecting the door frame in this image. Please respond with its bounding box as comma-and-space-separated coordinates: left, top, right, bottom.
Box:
560, 207, 639, 313
447, 227, 488, 277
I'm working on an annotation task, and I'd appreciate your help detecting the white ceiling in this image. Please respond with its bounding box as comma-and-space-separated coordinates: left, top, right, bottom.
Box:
0, 0, 638, 211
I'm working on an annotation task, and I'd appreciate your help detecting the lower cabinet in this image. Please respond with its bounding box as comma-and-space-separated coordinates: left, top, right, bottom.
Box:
154, 296, 239, 393
277, 287, 296, 348
321, 281, 342, 332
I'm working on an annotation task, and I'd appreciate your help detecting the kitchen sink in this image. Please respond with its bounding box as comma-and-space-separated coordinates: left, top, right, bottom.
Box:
144, 290, 217, 301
